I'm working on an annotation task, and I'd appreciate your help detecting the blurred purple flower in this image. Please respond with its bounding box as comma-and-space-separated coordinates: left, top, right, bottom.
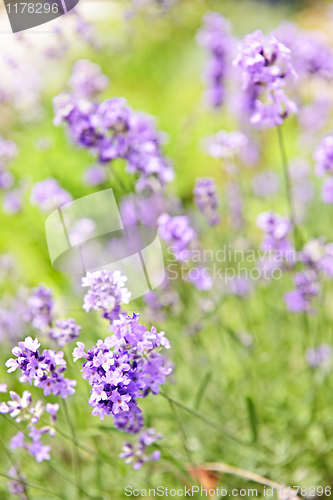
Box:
83, 165, 107, 186
306, 344, 332, 368
188, 267, 213, 291
120, 428, 162, 469
193, 177, 220, 226
233, 30, 298, 127
157, 213, 196, 262
196, 12, 234, 108
68, 59, 109, 99
30, 178, 72, 212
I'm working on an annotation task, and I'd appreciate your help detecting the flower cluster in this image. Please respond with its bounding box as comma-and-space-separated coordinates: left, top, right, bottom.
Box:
8, 466, 27, 498
50, 318, 82, 347
196, 12, 233, 108
256, 211, 294, 258
30, 178, 72, 212
276, 22, 333, 81
206, 129, 248, 161
120, 428, 162, 469
193, 177, 220, 226
157, 213, 196, 262
284, 238, 333, 313
26, 285, 54, 330
233, 30, 298, 127
53, 69, 174, 191
5, 337, 76, 398
306, 344, 332, 368
284, 270, 320, 313
0, 390, 59, 462
82, 270, 131, 323
73, 313, 172, 433
68, 59, 109, 99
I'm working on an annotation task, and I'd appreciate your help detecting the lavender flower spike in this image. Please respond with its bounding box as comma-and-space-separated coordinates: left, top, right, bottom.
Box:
194, 177, 220, 226
82, 270, 131, 323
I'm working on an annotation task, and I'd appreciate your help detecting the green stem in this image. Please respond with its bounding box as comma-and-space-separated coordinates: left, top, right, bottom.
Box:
0, 471, 65, 499
63, 399, 82, 499
0, 435, 30, 500
276, 125, 300, 249
159, 392, 250, 446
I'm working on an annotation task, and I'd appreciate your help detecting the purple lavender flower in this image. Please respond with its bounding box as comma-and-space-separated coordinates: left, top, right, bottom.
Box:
306, 344, 332, 368
193, 177, 220, 226
82, 270, 131, 323
276, 22, 333, 81
157, 213, 196, 262
68, 60, 109, 99
1, 391, 59, 463
206, 130, 248, 160
3, 189, 22, 215
50, 318, 81, 347
54, 93, 174, 192
196, 13, 233, 108
233, 30, 298, 127
284, 270, 320, 313
257, 211, 294, 258
0, 169, 14, 190
83, 165, 107, 186
8, 467, 27, 498
188, 267, 213, 291
73, 313, 172, 431
30, 178, 72, 212
26, 285, 53, 330
5, 336, 76, 399
314, 136, 333, 177
120, 428, 162, 469
0, 134, 18, 163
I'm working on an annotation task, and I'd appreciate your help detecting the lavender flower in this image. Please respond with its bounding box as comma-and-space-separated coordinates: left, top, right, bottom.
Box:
83, 165, 107, 186
120, 428, 162, 469
193, 177, 220, 226
276, 22, 333, 81
5, 336, 76, 399
50, 318, 81, 347
26, 285, 54, 330
157, 213, 196, 262
8, 467, 27, 498
82, 270, 131, 323
284, 270, 320, 313
306, 344, 332, 368
0, 391, 59, 463
54, 91, 174, 192
233, 30, 298, 127
30, 178, 72, 212
196, 12, 233, 108
68, 59, 109, 99
188, 267, 213, 291
257, 211, 294, 258
73, 313, 172, 431
206, 130, 248, 160
3, 190, 22, 215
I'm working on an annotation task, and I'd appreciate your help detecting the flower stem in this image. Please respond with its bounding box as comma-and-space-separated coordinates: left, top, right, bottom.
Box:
276, 125, 300, 249
62, 399, 82, 500
160, 391, 250, 446
0, 471, 64, 499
